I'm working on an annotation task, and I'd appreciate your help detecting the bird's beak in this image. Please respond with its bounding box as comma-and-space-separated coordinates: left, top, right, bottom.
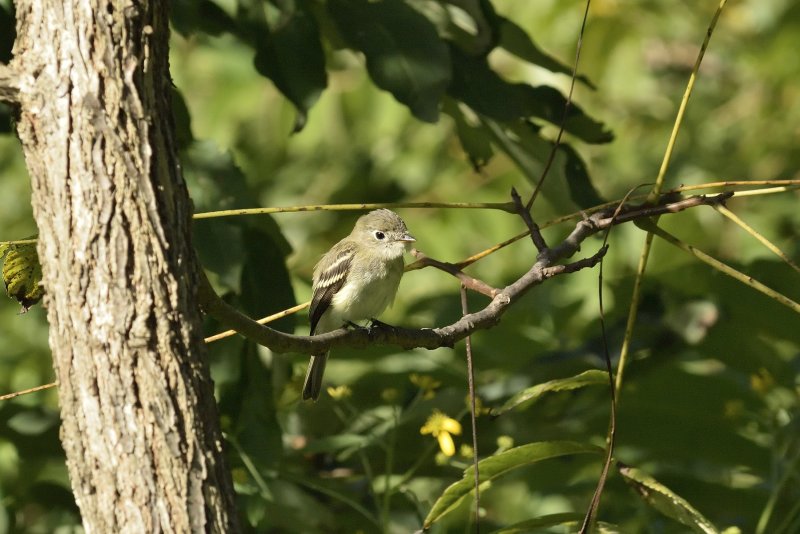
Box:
399, 233, 416, 243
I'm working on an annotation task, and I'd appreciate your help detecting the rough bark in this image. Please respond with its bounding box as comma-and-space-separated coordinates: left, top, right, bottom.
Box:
9, 1, 239, 532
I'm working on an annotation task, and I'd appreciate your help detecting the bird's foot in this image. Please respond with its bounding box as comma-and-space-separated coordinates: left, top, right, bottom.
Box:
368, 318, 397, 336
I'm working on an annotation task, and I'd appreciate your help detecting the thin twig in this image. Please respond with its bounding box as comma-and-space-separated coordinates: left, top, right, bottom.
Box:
578, 187, 636, 533
638, 219, 800, 314
713, 204, 800, 275
409, 250, 499, 298
3, 183, 796, 251
460, 285, 480, 533
0, 382, 57, 401
193, 201, 515, 220
0, 239, 39, 247
616, 0, 730, 396
410, 191, 736, 272
650, 0, 729, 200
615, 232, 654, 395
526, 0, 592, 211
204, 302, 309, 343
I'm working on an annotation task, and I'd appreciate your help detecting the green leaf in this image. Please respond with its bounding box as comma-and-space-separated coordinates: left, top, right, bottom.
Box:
407, 0, 494, 56
424, 441, 602, 527
619, 464, 719, 534
253, 2, 327, 133
491, 512, 620, 534
172, 0, 237, 37
227, 342, 285, 471
239, 226, 297, 333
527, 86, 613, 144
1, 241, 43, 311
491, 369, 610, 416
194, 219, 246, 293
561, 145, 606, 209
328, 0, 451, 122
448, 46, 530, 121
481, 118, 551, 182
188, 140, 294, 327
442, 98, 494, 169
496, 17, 594, 88
449, 47, 612, 143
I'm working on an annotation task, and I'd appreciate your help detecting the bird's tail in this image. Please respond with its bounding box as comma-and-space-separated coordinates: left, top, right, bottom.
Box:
302, 352, 328, 401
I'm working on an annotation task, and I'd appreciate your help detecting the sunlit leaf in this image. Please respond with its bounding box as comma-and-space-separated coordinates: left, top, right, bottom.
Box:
525, 86, 613, 144
448, 47, 612, 143
619, 464, 719, 534
481, 118, 550, 182
442, 98, 494, 169
491, 369, 609, 416
424, 441, 602, 527
329, 0, 451, 122
1, 241, 43, 311
496, 17, 594, 88
407, 0, 494, 56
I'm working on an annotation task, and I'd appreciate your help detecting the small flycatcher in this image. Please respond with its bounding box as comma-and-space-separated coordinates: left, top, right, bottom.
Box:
303, 209, 415, 401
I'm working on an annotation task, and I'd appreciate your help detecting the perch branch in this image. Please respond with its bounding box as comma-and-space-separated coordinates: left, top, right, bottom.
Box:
199, 215, 610, 354
199, 191, 733, 354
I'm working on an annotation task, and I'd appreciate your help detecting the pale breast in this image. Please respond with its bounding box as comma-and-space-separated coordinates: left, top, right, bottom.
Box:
331, 257, 404, 322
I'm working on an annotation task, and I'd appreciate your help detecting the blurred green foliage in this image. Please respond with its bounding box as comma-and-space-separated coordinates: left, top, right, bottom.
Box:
1, 0, 799, 532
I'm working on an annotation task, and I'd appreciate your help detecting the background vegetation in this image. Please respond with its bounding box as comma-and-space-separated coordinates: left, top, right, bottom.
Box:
1, 0, 798, 532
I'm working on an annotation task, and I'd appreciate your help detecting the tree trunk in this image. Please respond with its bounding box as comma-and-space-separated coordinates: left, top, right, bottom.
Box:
7, 1, 239, 531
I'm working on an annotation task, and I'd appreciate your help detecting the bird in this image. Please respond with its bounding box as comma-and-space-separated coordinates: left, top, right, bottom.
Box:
302, 209, 415, 401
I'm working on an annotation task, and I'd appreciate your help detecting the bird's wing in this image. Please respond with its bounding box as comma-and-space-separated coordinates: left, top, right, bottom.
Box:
309, 241, 356, 335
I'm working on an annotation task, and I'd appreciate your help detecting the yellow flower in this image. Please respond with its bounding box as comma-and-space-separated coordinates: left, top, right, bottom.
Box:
420, 410, 462, 457
326, 385, 352, 400
410, 373, 441, 399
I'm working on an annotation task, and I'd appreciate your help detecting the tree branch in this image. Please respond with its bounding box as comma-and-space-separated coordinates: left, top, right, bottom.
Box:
0, 63, 20, 104
408, 250, 499, 298
511, 187, 548, 252
199, 248, 605, 354
199, 191, 732, 355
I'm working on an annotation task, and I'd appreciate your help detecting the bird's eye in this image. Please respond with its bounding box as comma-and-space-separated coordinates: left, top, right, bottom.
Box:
374, 231, 386, 240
